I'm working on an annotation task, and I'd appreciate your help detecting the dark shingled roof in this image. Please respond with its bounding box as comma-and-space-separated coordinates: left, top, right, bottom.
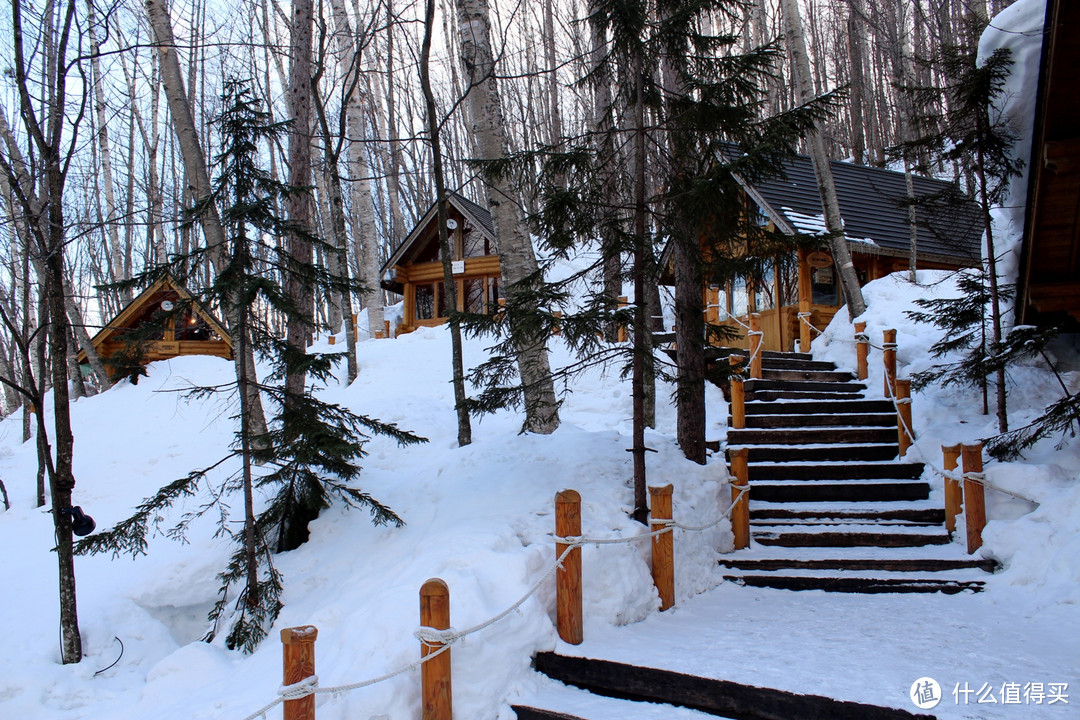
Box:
745, 154, 983, 265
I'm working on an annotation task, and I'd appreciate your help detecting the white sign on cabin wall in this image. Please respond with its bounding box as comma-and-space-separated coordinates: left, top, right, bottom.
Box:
452, 260, 466, 275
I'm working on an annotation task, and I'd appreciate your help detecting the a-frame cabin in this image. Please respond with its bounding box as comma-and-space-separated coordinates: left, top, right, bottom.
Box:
77, 275, 233, 379
380, 191, 502, 334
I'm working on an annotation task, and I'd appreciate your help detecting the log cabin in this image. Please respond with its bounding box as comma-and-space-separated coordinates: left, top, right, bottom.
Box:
673, 152, 984, 353
1016, 0, 1080, 327
77, 274, 233, 380
380, 192, 502, 334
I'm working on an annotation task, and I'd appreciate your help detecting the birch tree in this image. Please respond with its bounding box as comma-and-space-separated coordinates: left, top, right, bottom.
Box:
455, 0, 560, 434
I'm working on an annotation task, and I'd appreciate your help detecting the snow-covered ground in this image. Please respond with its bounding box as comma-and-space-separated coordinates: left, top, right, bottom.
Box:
1, 267, 1078, 719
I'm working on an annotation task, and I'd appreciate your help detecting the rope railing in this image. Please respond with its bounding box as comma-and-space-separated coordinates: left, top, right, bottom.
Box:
237, 481, 750, 720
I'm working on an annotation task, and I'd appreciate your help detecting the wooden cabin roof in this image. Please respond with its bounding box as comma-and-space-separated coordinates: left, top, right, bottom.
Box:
1017, 0, 1080, 324
77, 274, 232, 363
741, 153, 984, 267
381, 191, 496, 290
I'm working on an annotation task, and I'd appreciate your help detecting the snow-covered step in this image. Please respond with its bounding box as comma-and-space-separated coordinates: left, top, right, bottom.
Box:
721, 542, 987, 562
744, 378, 867, 394
729, 426, 897, 445
747, 460, 924, 481
751, 480, 931, 503
752, 524, 950, 548
722, 573, 985, 594
749, 389, 866, 402
720, 556, 998, 573
743, 412, 897, 428
744, 398, 895, 415
737, 442, 899, 463
751, 501, 944, 524
761, 368, 857, 383
512, 679, 727, 720
530, 652, 931, 720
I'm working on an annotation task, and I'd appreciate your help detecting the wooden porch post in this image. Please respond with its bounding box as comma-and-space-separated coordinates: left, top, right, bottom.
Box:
749, 314, 763, 379
895, 379, 913, 457
797, 248, 811, 353
883, 329, 897, 398
729, 355, 745, 430
854, 321, 868, 381
729, 448, 750, 550
555, 490, 583, 644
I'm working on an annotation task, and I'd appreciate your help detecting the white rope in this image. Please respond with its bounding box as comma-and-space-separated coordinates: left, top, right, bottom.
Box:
797, 311, 824, 338
236, 482, 750, 720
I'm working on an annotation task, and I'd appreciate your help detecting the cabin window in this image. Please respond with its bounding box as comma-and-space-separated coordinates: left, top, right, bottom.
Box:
731, 276, 749, 317
464, 278, 486, 313
811, 266, 838, 305
753, 260, 776, 311
175, 310, 212, 341
487, 277, 502, 313
416, 283, 436, 320
462, 227, 492, 258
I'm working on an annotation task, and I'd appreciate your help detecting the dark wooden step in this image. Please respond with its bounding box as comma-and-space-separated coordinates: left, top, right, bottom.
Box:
513, 707, 585, 720
761, 369, 856, 383
742, 413, 897, 429
750, 390, 866, 402
744, 399, 895, 415
760, 358, 839, 371
719, 557, 999, 572
745, 379, 867, 394
723, 575, 985, 594
753, 530, 950, 548
747, 461, 925, 481
751, 507, 945, 523
729, 427, 897, 445
742, 444, 899, 463
751, 481, 930, 503
533, 653, 935, 720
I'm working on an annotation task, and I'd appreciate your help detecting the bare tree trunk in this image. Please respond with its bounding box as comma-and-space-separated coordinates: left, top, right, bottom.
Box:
283, 0, 316, 412
846, 0, 868, 164
144, 0, 268, 437
780, 0, 866, 320
589, 20, 622, 342
455, 0, 559, 434
328, 0, 384, 338
85, 0, 129, 299
629, 55, 648, 522
421, 0, 471, 446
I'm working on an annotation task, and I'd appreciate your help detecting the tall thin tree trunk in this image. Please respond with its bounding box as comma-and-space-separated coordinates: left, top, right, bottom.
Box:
283, 0, 316, 413
421, 0, 471, 446
780, 0, 866, 320
144, 0, 268, 436
455, 0, 559, 434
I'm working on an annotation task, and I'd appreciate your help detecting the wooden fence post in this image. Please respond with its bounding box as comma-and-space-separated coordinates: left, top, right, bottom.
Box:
749, 314, 763, 380
384, 320, 392, 339
961, 444, 986, 554
942, 444, 963, 536
854, 322, 868, 381
729, 448, 750, 550
895, 379, 913, 457
799, 299, 812, 353
420, 579, 452, 720
327, 335, 336, 345
555, 490, 583, 645
281, 626, 318, 720
552, 311, 563, 336
729, 354, 745, 430
374, 331, 385, 340
649, 485, 675, 611
883, 329, 897, 398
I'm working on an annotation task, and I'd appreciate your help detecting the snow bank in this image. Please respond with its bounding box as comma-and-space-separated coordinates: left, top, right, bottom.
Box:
0, 328, 731, 719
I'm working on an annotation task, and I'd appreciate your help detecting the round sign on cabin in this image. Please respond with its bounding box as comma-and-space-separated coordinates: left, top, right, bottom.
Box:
807, 251, 832, 269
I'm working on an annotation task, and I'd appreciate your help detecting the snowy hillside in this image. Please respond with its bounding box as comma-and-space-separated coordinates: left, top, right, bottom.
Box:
2, 269, 1079, 719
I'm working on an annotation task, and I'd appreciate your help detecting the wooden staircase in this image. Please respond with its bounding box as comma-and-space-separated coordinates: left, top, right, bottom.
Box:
721, 350, 996, 594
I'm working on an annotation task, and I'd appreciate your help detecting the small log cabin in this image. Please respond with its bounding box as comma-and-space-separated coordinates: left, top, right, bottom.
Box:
380, 192, 502, 334
1017, 0, 1080, 326
77, 275, 233, 379
679, 153, 983, 352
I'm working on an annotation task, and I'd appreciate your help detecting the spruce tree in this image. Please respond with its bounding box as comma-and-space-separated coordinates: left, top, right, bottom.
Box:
76, 81, 425, 653
466, 0, 834, 520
